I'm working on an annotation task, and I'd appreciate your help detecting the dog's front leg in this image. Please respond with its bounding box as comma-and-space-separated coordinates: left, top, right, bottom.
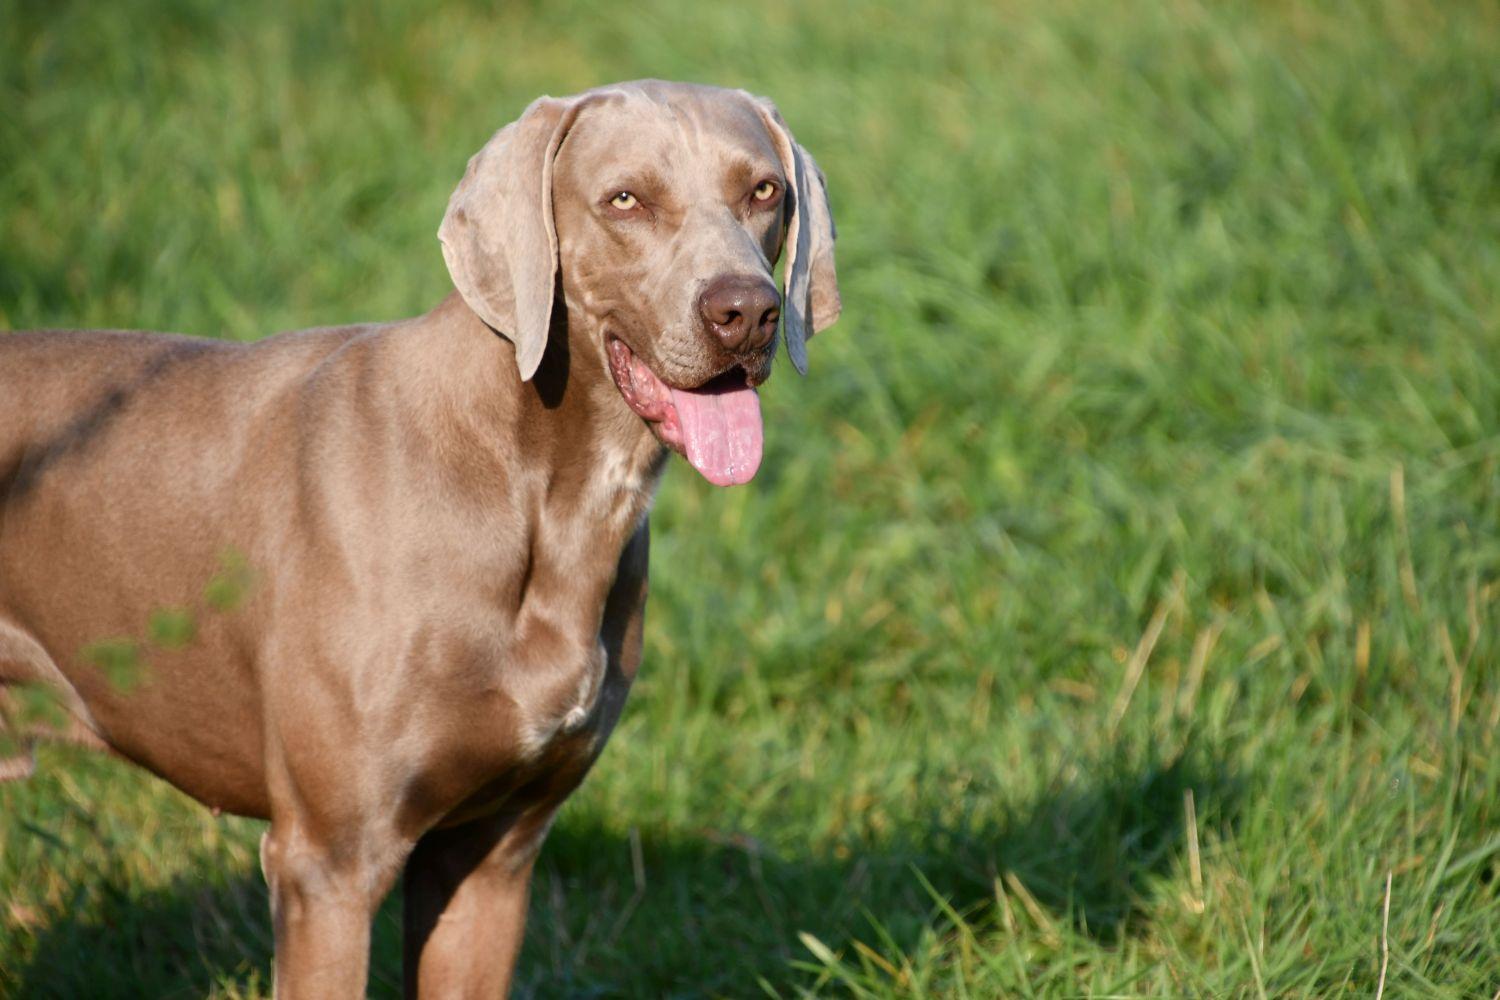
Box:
260, 827, 400, 999
401, 808, 555, 998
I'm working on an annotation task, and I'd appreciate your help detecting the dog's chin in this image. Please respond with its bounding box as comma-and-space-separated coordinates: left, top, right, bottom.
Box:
606, 336, 766, 487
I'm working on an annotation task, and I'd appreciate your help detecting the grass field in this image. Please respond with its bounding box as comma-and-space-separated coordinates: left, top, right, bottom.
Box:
3, 0, 1500, 995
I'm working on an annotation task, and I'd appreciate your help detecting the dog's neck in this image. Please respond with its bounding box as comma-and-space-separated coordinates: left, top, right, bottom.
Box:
413, 292, 667, 546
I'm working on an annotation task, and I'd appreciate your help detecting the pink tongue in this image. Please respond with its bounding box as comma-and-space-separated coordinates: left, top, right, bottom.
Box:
668, 381, 764, 486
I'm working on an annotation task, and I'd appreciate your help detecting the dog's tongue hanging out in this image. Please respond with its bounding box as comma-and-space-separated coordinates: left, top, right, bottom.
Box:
667, 378, 763, 487
608, 339, 765, 487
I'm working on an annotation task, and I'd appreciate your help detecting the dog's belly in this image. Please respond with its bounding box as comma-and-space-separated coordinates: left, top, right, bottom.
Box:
0, 576, 267, 815
2, 604, 271, 814
0, 639, 271, 816
0, 525, 271, 814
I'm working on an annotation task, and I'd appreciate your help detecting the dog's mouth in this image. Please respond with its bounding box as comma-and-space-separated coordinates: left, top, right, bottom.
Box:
606, 337, 763, 487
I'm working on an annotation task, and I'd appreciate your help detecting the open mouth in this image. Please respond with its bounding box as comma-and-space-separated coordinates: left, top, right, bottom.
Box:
607, 337, 764, 487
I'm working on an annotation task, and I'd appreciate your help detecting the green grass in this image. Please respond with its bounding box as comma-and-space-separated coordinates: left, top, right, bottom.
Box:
3, 0, 1500, 995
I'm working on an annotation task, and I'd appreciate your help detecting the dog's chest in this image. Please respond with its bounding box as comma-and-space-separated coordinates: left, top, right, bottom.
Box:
514, 633, 630, 760
499, 514, 651, 765
416, 456, 656, 827
409, 605, 639, 831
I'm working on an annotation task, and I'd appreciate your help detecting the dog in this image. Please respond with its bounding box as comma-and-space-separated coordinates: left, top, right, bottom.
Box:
0, 79, 839, 997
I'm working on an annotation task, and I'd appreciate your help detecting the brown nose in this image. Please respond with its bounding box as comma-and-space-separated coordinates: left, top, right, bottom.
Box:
698, 275, 780, 352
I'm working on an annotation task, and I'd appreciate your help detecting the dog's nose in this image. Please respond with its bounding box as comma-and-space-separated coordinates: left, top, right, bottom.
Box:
698, 275, 780, 352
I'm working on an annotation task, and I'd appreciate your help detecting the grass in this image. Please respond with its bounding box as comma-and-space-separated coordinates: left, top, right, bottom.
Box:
3, 0, 1500, 995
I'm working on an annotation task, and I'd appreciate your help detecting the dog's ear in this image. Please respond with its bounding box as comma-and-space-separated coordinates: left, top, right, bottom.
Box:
439, 95, 595, 382
755, 98, 841, 376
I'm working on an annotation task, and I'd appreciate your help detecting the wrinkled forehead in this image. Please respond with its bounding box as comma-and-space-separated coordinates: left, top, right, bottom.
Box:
557, 87, 783, 190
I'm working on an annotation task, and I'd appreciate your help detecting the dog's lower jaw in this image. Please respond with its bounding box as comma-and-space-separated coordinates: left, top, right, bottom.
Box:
604, 335, 765, 486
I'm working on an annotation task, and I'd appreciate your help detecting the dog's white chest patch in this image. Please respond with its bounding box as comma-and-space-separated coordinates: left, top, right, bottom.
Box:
587, 441, 652, 525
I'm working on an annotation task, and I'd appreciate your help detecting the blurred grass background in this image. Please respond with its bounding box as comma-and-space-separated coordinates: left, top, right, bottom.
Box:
3, 0, 1500, 995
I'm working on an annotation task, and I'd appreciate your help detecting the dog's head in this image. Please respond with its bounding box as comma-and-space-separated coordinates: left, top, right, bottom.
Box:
439, 80, 839, 485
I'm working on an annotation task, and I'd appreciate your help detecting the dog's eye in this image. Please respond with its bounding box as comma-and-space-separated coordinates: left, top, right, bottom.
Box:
609, 191, 639, 210
752, 181, 778, 202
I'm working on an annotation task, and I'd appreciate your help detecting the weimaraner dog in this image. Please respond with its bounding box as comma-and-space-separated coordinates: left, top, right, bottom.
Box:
0, 79, 838, 996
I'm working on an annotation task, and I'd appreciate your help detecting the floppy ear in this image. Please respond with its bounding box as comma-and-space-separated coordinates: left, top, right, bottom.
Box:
439, 95, 595, 382
756, 99, 841, 376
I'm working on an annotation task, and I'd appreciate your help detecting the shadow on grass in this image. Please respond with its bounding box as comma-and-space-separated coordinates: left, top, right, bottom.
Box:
7, 743, 1240, 998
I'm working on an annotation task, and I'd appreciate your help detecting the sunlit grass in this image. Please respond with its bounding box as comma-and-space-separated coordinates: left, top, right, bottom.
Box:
3, 0, 1499, 995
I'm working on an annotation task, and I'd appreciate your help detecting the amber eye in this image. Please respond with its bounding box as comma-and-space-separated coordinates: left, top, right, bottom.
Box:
752, 180, 778, 202
610, 191, 639, 210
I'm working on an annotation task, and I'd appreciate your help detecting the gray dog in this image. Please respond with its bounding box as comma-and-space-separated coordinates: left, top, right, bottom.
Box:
0, 80, 838, 997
